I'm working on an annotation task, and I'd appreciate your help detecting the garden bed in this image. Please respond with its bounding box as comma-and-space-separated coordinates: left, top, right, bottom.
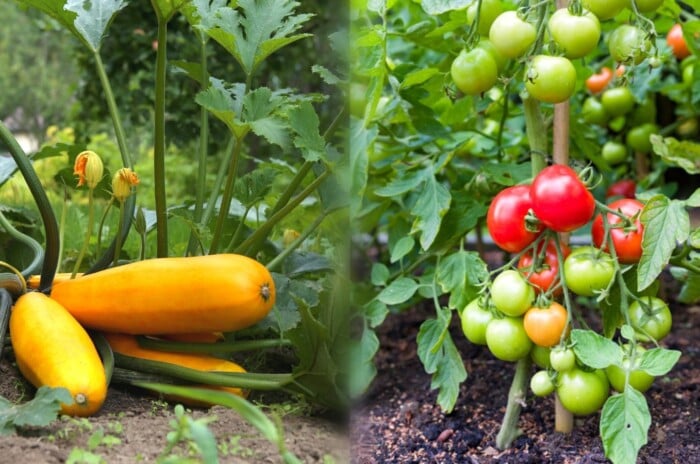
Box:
351, 285, 699, 463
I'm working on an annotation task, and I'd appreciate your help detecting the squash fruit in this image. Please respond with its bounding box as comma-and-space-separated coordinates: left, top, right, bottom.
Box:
105, 333, 247, 405
50, 254, 275, 334
10, 292, 107, 416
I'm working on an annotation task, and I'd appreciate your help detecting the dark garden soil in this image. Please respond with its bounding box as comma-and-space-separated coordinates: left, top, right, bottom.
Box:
0, 358, 349, 463
350, 274, 700, 463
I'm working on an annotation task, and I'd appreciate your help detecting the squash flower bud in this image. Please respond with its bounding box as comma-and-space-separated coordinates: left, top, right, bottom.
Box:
112, 167, 140, 202
74, 150, 104, 189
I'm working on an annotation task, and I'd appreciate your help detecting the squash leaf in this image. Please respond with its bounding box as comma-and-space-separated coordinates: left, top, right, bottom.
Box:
0, 386, 73, 435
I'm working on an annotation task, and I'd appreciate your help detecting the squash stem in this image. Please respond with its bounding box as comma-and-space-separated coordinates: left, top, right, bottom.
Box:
153, 16, 169, 257
0, 210, 44, 278
113, 201, 127, 265
209, 135, 244, 254
72, 189, 96, 278
96, 197, 114, 255
266, 211, 328, 272
0, 289, 11, 361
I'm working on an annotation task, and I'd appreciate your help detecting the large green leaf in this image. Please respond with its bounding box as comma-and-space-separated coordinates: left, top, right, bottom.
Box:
411, 167, 451, 250
204, 0, 313, 76
638, 195, 689, 291
600, 389, 651, 464
0, 386, 73, 435
570, 329, 622, 369
650, 135, 700, 174
287, 101, 327, 163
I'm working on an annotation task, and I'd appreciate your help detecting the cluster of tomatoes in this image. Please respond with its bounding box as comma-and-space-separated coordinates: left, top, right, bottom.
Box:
451, 0, 669, 105
460, 164, 673, 416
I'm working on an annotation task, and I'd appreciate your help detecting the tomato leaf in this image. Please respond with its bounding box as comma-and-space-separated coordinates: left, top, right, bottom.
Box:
0, 386, 73, 435
638, 347, 681, 376
349, 328, 381, 397
420, 0, 471, 15
410, 167, 452, 249
638, 195, 690, 291
390, 236, 415, 263
678, 271, 700, 304
570, 329, 623, 369
349, 121, 376, 216
600, 389, 651, 464
650, 135, 700, 174
416, 309, 467, 413
437, 250, 488, 311
377, 277, 419, 305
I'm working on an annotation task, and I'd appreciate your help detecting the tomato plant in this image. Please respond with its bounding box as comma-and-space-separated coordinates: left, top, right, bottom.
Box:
601, 140, 628, 165
485, 316, 533, 362
550, 347, 576, 372
582, 0, 627, 20
467, 0, 504, 37
523, 302, 568, 347
487, 185, 542, 253
601, 87, 635, 117
605, 346, 655, 392
530, 370, 555, 397
585, 67, 613, 94
557, 368, 609, 416
628, 297, 672, 342
531, 345, 552, 369
518, 239, 570, 294
582, 97, 609, 125
531, 165, 595, 232
525, 55, 577, 104
606, 179, 636, 199
607, 25, 650, 65
626, 123, 659, 153
563, 246, 616, 297
591, 198, 645, 264
666, 24, 690, 60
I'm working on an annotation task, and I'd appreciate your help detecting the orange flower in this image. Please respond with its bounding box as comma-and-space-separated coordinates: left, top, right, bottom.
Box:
112, 167, 140, 201
74, 150, 104, 189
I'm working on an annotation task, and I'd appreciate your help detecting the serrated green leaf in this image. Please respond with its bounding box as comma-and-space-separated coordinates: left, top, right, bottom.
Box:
65, 0, 127, 51
420, 0, 471, 15
416, 310, 466, 413
600, 389, 650, 464
182, 0, 227, 31
312, 65, 343, 86
377, 277, 419, 305
650, 135, 700, 174
389, 236, 414, 263
571, 329, 623, 369
686, 188, 700, 207
638, 348, 681, 376
638, 195, 689, 290
400, 68, 440, 89
375, 168, 426, 197
437, 250, 488, 311
679, 271, 700, 303
0, 386, 73, 435
195, 79, 247, 136
233, 168, 277, 207
287, 101, 326, 162
411, 168, 451, 250
204, 0, 313, 76
249, 117, 290, 149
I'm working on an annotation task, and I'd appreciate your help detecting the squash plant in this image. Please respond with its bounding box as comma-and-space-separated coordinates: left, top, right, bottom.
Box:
0, 0, 349, 419
351, 0, 700, 463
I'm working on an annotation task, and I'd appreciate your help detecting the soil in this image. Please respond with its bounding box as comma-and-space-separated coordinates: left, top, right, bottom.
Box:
0, 358, 349, 463
350, 276, 700, 463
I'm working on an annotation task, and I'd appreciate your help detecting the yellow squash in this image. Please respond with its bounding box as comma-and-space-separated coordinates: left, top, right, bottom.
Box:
50, 254, 275, 334
10, 292, 107, 416
104, 333, 247, 405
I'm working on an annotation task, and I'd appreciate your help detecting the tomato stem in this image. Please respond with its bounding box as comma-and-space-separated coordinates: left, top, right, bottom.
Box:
495, 356, 531, 449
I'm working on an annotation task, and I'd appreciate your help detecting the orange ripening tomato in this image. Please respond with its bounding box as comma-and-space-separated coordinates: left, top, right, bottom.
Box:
667, 24, 690, 60
585, 67, 613, 94
523, 302, 568, 347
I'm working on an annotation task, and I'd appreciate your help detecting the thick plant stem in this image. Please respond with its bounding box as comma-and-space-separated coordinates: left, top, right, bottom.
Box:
209, 136, 244, 254
72, 190, 95, 278
153, 17, 169, 257
496, 357, 532, 449
523, 98, 548, 172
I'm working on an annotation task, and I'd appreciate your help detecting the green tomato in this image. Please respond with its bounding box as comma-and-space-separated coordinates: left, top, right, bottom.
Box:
491, 270, 535, 317
563, 246, 616, 297
601, 87, 636, 117
628, 297, 672, 342
531, 345, 552, 369
628, 97, 657, 127
626, 123, 659, 154
605, 345, 655, 392
467, 0, 504, 37
583, 0, 627, 20
485, 316, 533, 362
530, 370, 555, 397
608, 24, 651, 65
489, 11, 537, 59
629, 0, 664, 13
557, 368, 610, 416
683, 63, 695, 87
460, 298, 493, 345
582, 97, 609, 126
477, 38, 508, 72
525, 55, 577, 104
550, 347, 576, 372
451, 48, 498, 96
548, 8, 601, 59
601, 140, 628, 165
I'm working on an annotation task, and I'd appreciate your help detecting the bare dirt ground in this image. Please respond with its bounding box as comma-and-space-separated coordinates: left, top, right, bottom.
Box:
350, 282, 699, 464
0, 360, 349, 463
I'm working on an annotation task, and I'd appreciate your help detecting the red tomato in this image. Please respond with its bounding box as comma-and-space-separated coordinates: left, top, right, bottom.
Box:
591, 198, 645, 263
487, 185, 543, 253
531, 165, 596, 233
605, 179, 636, 199
523, 302, 569, 347
667, 24, 690, 60
517, 239, 571, 294
585, 67, 613, 94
